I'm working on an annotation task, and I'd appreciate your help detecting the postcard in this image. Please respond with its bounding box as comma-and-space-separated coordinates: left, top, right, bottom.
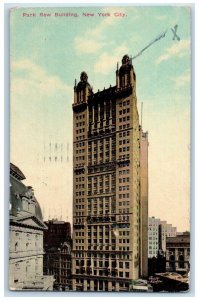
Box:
9, 6, 191, 292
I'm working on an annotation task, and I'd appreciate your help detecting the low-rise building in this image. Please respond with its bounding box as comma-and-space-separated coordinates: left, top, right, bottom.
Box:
43, 220, 72, 290
166, 232, 190, 273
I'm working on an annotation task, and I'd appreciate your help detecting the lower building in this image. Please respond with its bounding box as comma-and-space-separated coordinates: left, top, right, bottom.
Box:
148, 217, 177, 258
44, 242, 72, 290
159, 221, 177, 253
166, 232, 190, 273
9, 163, 54, 290
148, 217, 160, 258
43, 220, 72, 290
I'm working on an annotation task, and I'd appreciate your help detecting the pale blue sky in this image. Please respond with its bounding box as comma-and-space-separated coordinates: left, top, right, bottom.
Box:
10, 6, 191, 231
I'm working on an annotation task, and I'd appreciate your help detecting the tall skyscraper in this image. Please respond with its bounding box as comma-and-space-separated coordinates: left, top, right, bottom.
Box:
72, 55, 148, 291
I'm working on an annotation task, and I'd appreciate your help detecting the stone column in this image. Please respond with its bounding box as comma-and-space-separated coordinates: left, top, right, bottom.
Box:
109, 196, 112, 215
103, 101, 106, 128
97, 140, 100, 164
102, 224, 105, 250
108, 281, 112, 291
115, 281, 119, 291
103, 138, 106, 163
109, 137, 112, 162
109, 226, 112, 251
91, 141, 94, 166
98, 103, 101, 130
83, 279, 87, 291
92, 105, 95, 132
103, 175, 105, 194
72, 278, 76, 291
90, 280, 94, 291
97, 176, 100, 195
109, 173, 112, 193
109, 100, 112, 127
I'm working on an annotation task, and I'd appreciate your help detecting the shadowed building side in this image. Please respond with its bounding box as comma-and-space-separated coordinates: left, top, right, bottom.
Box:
140, 130, 149, 278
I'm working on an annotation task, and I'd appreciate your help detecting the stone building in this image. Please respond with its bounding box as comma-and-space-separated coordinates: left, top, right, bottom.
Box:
9, 163, 54, 290
71, 55, 148, 291
166, 232, 190, 273
43, 220, 72, 290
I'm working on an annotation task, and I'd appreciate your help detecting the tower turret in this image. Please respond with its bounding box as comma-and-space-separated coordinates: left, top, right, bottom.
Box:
74, 71, 92, 104
116, 54, 136, 89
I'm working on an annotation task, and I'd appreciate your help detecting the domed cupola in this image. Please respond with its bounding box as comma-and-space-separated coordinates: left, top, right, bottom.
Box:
116, 54, 136, 89
74, 72, 92, 104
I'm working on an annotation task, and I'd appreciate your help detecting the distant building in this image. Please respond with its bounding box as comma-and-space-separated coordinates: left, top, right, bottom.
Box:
44, 220, 71, 248
166, 232, 190, 273
159, 221, 177, 253
9, 163, 54, 290
43, 220, 72, 290
148, 217, 176, 258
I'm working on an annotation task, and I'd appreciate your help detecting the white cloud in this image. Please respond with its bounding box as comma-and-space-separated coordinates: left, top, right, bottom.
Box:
11, 59, 71, 97
74, 7, 137, 55
156, 39, 190, 64
170, 71, 190, 88
94, 44, 129, 74
74, 37, 105, 54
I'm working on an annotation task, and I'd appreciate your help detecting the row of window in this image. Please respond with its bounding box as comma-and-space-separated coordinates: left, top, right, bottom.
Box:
76, 148, 85, 154
76, 128, 85, 134
76, 184, 85, 189
119, 108, 130, 115
76, 141, 85, 147
75, 177, 84, 182
75, 198, 84, 204
119, 238, 130, 244
119, 124, 130, 130
76, 121, 85, 127
119, 100, 130, 107
119, 146, 130, 152
75, 231, 85, 236
119, 177, 129, 183
119, 231, 130, 236
75, 191, 84, 196
76, 211, 84, 216
119, 186, 129, 191
119, 246, 130, 251
119, 169, 129, 175
76, 156, 85, 162
118, 215, 130, 222
119, 116, 130, 123
76, 114, 85, 120
118, 154, 130, 160
119, 131, 130, 137
119, 193, 130, 199
119, 139, 130, 145
119, 201, 130, 206
75, 204, 84, 210
74, 252, 130, 259
76, 135, 85, 141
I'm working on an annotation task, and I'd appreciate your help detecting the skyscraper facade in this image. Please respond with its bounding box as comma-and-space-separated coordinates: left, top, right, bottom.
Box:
72, 55, 148, 291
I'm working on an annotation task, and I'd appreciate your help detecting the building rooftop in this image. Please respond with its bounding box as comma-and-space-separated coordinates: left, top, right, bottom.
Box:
10, 162, 26, 180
